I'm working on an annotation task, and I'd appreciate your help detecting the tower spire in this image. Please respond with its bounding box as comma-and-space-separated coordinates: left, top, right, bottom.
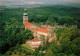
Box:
23, 8, 28, 24
24, 8, 27, 13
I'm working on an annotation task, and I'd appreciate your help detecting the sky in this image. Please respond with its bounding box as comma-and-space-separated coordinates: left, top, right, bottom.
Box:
0, 0, 80, 6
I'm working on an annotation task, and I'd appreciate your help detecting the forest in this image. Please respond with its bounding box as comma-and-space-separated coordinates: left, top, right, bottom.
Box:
0, 5, 80, 56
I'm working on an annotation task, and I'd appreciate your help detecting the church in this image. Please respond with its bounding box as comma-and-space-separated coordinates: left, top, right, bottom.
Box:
23, 9, 49, 39
23, 9, 50, 48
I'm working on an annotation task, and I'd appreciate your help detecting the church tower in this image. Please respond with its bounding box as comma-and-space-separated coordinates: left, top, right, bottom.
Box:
23, 9, 28, 24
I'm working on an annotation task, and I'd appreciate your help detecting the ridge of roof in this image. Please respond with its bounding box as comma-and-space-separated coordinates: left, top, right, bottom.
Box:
31, 38, 40, 42
36, 28, 48, 33
24, 21, 32, 28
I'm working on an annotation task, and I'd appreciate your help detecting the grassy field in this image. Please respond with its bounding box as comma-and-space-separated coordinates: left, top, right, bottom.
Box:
10, 43, 33, 56
21, 43, 32, 50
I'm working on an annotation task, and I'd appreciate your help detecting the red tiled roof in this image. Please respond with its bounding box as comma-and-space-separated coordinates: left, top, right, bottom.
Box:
36, 28, 48, 33
32, 38, 40, 42
24, 21, 32, 28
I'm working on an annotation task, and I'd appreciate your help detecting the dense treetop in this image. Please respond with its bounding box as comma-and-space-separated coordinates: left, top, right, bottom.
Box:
0, 5, 80, 56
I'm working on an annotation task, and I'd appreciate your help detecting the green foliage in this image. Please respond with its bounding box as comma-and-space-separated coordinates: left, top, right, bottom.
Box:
77, 18, 80, 29
0, 19, 34, 54
5, 51, 12, 55
0, 5, 80, 56
56, 28, 80, 56
37, 52, 44, 56
45, 50, 54, 56
1, 5, 80, 26
35, 28, 80, 56
28, 5, 80, 26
